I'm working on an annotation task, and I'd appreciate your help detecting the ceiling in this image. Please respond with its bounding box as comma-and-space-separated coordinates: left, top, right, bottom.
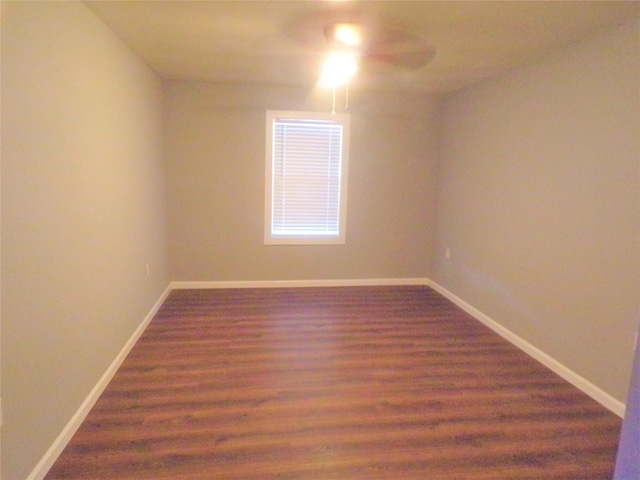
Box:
86, 1, 640, 94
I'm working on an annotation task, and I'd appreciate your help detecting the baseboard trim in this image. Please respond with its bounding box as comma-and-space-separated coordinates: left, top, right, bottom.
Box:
171, 278, 431, 290
427, 280, 626, 418
27, 284, 173, 480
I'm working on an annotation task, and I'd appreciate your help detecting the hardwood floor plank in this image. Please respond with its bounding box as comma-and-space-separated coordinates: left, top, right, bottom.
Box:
45, 286, 622, 479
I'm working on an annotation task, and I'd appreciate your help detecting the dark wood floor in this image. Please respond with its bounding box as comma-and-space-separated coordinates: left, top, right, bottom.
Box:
46, 286, 622, 479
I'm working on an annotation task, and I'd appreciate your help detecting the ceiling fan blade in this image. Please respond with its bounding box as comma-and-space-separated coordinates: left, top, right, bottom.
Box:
364, 30, 436, 70
366, 44, 436, 69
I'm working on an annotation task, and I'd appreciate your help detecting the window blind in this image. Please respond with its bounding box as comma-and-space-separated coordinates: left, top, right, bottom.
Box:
271, 118, 344, 236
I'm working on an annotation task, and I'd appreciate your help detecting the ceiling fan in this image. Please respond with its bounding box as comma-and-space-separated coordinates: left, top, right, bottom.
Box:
287, 9, 436, 87
324, 22, 436, 71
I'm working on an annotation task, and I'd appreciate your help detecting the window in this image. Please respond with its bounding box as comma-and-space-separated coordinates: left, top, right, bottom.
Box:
265, 110, 350, 245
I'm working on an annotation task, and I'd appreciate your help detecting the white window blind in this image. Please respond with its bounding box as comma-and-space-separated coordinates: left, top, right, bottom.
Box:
265, 111, 349, 245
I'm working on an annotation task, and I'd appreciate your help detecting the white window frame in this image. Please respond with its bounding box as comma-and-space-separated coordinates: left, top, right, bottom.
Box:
264, 110, 350, 245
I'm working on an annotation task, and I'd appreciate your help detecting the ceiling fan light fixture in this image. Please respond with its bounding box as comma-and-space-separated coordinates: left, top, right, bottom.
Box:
319, 50, 359, 88
331, 23, 362, 47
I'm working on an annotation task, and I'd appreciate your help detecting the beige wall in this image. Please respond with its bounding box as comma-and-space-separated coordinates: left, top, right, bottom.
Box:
1, 2, 169, 478
433, 20, 640, 402
165, 82, 440, 281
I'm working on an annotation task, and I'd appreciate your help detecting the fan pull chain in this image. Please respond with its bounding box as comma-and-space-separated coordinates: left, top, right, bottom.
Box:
331, 83, 352, 114
332, 87, 336, 115
345, 81, 350, 110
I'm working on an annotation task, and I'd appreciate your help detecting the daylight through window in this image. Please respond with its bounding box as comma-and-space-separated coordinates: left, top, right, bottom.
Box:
265, 110, 350, 245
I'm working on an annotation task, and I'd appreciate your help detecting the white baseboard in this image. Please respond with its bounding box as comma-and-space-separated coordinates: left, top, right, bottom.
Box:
27, 284, 173, 480
171, 277, 431, 290
427, 280, 626, 418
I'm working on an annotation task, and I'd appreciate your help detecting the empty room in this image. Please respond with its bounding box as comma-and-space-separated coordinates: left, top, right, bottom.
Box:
2, 1, 639, 479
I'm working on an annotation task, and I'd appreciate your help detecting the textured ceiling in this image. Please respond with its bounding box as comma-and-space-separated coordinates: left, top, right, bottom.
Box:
86, 1, 640, 93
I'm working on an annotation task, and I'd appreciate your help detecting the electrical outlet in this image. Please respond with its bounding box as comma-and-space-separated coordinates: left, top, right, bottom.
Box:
445, 248, 451, 260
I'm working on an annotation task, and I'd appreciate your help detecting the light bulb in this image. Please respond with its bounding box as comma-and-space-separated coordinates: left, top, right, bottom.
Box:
333, 24, 362, 47
319, 51, 359, 88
